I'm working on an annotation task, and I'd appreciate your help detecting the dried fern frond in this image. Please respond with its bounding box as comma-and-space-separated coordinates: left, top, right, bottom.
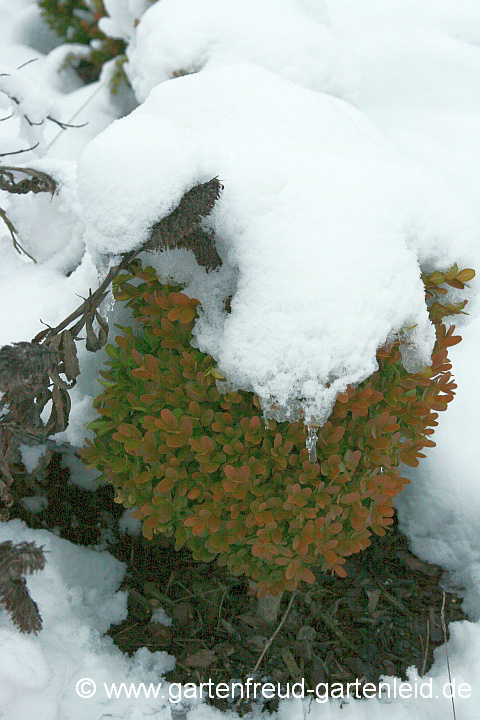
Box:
0, 540, 46, 634
148, 177, 223, 270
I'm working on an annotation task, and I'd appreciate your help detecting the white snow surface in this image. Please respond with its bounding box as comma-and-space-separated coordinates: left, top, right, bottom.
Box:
0, 520, 180, 720
123, 0, 357, 103
151, 607, 173, 627
0, 62, 59, 124
78, 63, 477, 422
3, 0, 480, 718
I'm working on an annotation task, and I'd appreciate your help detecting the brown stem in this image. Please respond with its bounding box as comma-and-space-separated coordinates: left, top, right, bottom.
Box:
37, 249, 138, 343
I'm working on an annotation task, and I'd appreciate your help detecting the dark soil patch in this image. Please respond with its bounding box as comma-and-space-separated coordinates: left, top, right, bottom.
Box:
11, 452, 467, 714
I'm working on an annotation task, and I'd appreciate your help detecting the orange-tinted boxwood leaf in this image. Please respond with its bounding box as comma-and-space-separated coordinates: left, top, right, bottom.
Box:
456, 268, 475, 283
155, 477, 174, 493
299, 567, 316, 584
333, 564, 347, 578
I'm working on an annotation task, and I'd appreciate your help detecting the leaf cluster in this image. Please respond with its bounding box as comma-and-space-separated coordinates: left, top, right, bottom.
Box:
81, 262, 474, 597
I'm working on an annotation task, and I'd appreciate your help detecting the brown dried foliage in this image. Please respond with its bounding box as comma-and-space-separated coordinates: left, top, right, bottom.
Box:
0, 540, 46, 634
148, 177, 223, 270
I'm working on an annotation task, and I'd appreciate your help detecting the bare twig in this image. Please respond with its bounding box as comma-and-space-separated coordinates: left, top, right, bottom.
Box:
111, 622, 141, 638
0, 165, 57, 195
0, 164, 60, 263
380, 588, 413, 617
216, 587, 228, 633
0, 206, 36, 262
16, 58, 39, 71
316, 607, 368, 658
0, 143, 39, 158
0, 142, 39, 156
0, 84, 87, 131
420, 616, 430, 677
441, 591, 457, 720
47, 80, 107, 152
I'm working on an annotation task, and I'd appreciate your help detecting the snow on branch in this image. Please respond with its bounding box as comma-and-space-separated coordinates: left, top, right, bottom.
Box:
0, 61, 87, 153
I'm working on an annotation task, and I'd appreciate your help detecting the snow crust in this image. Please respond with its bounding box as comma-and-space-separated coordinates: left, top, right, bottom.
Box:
5, 159, 84, 270
0, 62, 59, 124
151, 607, 173, 627
78, 64, 475, 423
62, 452, 106, 491
20, 495, 48, 513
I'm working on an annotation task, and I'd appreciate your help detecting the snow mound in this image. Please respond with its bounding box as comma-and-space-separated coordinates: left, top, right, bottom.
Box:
78, 64, 476, 423
123, 0, 358, 102
0, 520, 178, 720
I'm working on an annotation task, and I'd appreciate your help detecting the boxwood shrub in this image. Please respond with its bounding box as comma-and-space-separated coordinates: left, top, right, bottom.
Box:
81, 260, 474, 597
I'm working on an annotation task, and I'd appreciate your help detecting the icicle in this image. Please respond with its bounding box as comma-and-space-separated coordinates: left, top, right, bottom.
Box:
306, 426, 318, 463
98, 256, 118, 314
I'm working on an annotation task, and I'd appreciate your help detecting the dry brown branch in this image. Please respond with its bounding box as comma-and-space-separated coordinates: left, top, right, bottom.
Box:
0, 165, 57, 195
0, 206, 36, 262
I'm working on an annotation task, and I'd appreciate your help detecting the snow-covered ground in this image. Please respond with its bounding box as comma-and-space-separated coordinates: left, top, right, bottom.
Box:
1, 1, 480, 718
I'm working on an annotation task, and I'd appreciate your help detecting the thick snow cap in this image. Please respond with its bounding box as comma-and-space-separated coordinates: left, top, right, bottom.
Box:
77, 64, 476, 424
